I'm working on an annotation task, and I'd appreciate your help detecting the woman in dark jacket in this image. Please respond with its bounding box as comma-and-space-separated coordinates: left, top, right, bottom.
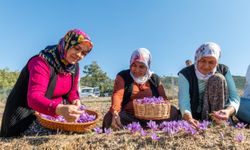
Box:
178, 42, 240, 128
103, 48, 178, 130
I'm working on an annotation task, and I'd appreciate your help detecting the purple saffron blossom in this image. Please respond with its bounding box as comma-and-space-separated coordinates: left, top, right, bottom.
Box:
198, 120, 211, 130
140, 129, 147, 136
126, 122, 142, 134
235, 133, 245, 142
104, 128, 112, 135
147, 120, 158, 131
40, 110, 96, 123
162, 127, 176, 135
94, 127, 103, 134
77, 113, 96, 123
79, 105, 86, 111
136, 96, 165, 104
151, 132, 160, 141
235, 122, 247, 129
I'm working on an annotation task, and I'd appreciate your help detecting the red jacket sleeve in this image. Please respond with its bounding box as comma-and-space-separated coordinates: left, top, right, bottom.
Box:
109, 75, 125, 114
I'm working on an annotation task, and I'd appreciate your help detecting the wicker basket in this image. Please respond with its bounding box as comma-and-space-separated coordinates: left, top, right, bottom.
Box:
133, 101, 171, 120
35, 110, 99, 133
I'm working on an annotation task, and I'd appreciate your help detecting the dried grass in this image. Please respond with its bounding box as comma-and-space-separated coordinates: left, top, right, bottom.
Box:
0, 98, 250, 150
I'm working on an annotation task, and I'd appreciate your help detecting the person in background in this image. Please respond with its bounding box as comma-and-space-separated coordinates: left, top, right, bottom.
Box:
0, 29, 93, 137
102, 48, 179, 130
185, 59, 192, 67
178, 42, 240, 128
236, 64, 250, 123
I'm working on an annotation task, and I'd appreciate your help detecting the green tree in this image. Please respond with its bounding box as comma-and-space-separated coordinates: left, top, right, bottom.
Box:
80, 61, 113, 95
0, 68, 20, 101
0, 68, 20, 88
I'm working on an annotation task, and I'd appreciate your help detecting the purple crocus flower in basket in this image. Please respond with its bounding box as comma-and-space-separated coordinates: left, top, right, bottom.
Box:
79, 105, 86, 111
77, 113, 96, 123
40, 104, 96, 123
136, 96, 165, 104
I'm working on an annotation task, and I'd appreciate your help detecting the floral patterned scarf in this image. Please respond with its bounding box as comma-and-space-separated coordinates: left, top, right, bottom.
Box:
39, 29, 93, 74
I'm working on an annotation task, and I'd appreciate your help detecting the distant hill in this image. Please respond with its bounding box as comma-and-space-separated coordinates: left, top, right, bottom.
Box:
161, 75, 246, 91
0, 68, 246, 101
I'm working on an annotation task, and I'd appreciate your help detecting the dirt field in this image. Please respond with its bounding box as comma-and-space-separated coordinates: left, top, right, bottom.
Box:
0, 98, 250, 149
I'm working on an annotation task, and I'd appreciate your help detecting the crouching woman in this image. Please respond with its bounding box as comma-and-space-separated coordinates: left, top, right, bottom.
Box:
178, 42, 240, 128
103, 48, 179, 130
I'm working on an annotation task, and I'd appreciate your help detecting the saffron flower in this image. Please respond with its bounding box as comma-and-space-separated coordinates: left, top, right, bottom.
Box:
94, 127, 103, 134
235, 133, 245, 142
147, 120, 158, 131
79, 105, 86, 110
235, 122, 247, 129
151, 132, 160, 141
104, 128, 112, 135
126, 122, 142, 134
136, 96, 165, 104
140, 129, 147, 136
40, 105, 96, 123
198, 120, 211, 130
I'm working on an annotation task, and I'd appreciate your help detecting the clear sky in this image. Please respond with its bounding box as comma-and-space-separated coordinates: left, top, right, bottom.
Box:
1, 1, 250, 79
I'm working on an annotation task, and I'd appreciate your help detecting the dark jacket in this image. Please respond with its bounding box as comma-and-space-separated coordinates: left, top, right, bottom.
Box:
117, 69, 160, 108
178, 64, 228, 120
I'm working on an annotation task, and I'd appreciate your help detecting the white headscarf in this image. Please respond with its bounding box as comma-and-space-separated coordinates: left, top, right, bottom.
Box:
194, 42, 221, 81
130, 48, 153, 84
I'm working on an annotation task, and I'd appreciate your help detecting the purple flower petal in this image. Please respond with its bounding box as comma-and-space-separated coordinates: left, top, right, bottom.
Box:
94, 127, 103, 134
235, 122, 247, 129
104, 128, 112, 135
147, 120, 158, 131
235, 133, 245, 142
151, 132, 160, 141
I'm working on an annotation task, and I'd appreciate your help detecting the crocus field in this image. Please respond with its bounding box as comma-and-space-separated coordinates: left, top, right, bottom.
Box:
0, 98, 250, 150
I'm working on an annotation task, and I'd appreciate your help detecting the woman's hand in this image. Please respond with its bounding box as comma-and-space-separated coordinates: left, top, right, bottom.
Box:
55, 104, 84, 122
183, 113, 199, 129
111, 112, 123, 130
72, 99, 81, 107
210, 107, 235, 124
211, 110, 229, 121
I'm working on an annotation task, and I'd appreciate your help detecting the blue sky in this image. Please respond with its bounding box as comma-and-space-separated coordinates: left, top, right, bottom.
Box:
1, 1, 250, 79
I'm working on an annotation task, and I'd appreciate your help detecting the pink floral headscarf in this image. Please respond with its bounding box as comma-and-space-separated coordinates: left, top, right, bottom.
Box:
39, 29, 93, 73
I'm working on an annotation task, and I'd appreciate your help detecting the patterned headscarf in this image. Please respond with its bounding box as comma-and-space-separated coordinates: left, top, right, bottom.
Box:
194, 42, 221, 81
130, 48, 153, 84
39, 29, 93, 74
